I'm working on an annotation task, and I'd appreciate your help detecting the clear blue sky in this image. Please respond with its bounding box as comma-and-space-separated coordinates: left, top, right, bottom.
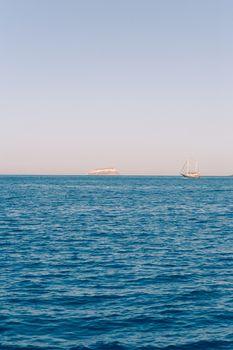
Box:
0, 0, 232, 175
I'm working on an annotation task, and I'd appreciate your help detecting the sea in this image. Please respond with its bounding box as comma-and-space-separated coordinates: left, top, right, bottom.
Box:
0, 175, 233, 350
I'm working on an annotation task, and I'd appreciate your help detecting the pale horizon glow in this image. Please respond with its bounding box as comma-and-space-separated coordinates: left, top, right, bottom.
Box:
0, 0, 232, 176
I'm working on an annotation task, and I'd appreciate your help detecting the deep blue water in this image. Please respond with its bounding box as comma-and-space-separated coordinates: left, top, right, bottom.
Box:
0, 176, 233, 350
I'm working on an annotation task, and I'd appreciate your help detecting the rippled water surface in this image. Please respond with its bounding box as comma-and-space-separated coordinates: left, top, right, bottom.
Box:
1, 176, 233, 350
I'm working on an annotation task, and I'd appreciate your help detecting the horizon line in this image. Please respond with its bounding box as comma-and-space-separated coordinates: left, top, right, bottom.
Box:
0, 173, 232, 177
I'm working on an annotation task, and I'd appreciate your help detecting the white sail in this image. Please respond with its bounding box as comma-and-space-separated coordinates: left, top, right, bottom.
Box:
180, 159, 200, 178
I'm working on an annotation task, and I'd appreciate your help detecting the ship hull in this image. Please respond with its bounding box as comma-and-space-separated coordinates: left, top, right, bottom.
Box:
88, 168, 119, 176
181, 173, 200, 179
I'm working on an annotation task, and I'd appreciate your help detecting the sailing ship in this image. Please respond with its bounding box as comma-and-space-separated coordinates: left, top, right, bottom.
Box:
180, 160, 200, 179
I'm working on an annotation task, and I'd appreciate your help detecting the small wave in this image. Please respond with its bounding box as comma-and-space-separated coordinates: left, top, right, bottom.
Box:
161, 339, 233, 350
70, 343, 128, 350
69, 339, 233, 350
0, 345, 60, 350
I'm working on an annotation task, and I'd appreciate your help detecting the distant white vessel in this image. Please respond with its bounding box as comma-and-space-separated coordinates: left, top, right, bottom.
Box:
180, 160, 200, 179
88, 168, 119, 176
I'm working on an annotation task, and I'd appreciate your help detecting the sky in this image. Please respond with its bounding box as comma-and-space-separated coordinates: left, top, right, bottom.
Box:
0, 0, 232, 175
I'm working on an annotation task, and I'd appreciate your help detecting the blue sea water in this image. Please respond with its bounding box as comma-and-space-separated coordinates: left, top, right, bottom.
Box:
0, 176, 233, 350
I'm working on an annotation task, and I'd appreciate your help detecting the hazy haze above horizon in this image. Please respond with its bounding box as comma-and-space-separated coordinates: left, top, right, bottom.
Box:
0, 0, 232, 175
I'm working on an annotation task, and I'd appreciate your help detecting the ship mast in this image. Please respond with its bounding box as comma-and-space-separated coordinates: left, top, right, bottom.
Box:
186, 159, 189, 174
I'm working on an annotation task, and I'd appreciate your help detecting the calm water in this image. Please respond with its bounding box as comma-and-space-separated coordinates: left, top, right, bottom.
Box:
0, 176, 233, 350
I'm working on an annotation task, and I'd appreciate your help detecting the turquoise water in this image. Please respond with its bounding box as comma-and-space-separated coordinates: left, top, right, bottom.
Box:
0, 176, 233, 350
